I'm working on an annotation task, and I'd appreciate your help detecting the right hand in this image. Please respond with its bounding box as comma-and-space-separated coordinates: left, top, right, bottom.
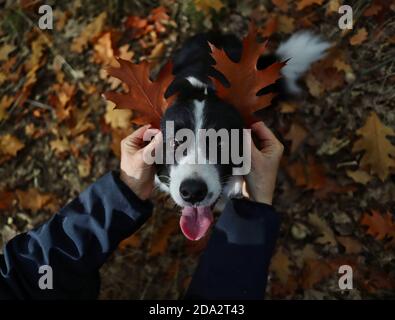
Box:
119, 125, 163, 201
244, 122, 284, 205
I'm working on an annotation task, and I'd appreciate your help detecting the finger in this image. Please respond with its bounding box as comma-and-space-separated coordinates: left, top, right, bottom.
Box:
122, 125, 151, 151
251, 121, 280, 150
143, 130, 163, 154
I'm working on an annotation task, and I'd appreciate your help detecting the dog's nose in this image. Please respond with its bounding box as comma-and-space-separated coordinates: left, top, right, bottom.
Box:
180, 179, 208, 204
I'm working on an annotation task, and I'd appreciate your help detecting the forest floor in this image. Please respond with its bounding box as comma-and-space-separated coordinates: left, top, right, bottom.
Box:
0, 0, 395, 299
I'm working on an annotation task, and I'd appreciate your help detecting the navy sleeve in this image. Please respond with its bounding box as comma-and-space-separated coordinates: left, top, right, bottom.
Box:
185, 198, 281, 300
0, 171, 153, 299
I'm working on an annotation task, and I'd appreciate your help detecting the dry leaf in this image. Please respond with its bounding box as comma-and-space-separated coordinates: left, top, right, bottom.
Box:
119, 234, 141, 251
92, 32, 116, 66
346, 169, 372, 185
361, 210, 395, 242
16, 188, 58, 213
194, 0, 224, 14
309, 213, 337, 246
104, 101, 133, 129
50, 136, 69, 156
350, 28, 368, 46
279, 101, 298, 113
337, 236, 363, 254
277, 15, 295, 34
149, 216, 179, 256
286, 156, 327, 190
0, 43, 15, 61
326, 0, 341, 16
285, 122, 308, 152
272, 0, 289, 12
71, 12, 107, 53
104, 59, 175, 128
352, 112, 395, 181
78, 157, 92, 178
0, 96, 13, 121
363, 3, 383, 17
297, 0, 324, 11
259, 15, 278, 38
305, 72, 324, 97
210, 23, 286, 126
0, 134, 25, 159
301, 259, 333, 289
0, 190, 14, 211
270, 246, 292, 283
294, 244, 319, 268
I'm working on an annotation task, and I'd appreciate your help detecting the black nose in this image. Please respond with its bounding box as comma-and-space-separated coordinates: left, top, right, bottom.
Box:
179, 179, 208, 204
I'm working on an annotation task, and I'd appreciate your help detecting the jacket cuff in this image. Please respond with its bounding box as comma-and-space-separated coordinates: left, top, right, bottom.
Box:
215, 197, 281, 245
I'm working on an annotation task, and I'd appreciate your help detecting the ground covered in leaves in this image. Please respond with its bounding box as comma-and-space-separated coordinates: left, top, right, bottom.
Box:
0, 0, 395, 299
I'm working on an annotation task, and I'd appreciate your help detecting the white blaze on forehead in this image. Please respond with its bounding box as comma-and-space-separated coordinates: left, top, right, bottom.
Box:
169, 99, 221, 207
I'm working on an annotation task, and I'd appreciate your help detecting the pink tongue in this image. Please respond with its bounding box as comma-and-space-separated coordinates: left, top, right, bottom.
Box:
180, 206, 213, 241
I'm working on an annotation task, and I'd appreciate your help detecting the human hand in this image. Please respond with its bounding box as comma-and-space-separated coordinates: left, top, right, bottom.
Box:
244, 122, 284, 205
119, 125, 163, 200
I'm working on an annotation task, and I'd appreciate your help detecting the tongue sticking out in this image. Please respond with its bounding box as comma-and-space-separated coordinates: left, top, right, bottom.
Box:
180, 206, 213, 241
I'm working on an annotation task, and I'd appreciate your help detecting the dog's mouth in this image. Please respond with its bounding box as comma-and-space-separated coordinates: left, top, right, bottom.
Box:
179, 206, 214, 241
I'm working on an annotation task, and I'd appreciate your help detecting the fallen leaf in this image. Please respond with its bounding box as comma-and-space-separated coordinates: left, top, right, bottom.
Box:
286, 156, 327, 190
0, 134, 25, 158
272, 0, 289, 12
352, 112, 395, 181
0, 96, 13, 121
305, 72, 324, 97
92, 32, 116, 66
350, 28, 368, 46
346, 169, 373, 185
301, 259, 333, 289
0, 190, 14, 211
270, 246, 292, 283
363, 3, 383, 17
149, 216, 179, 256
194, 0, 224, 14
309, 213, 337, 246
16, 188, 58, 213
361, 210, 395, 242
0, 43, 15, 61
297, 0, 324, 11
326, 0, 341, 16
285, 122, 308, 152
259, 15, 278, 38
119, 234, 141, 251
337, 236, 363, 254
279, 101, 298, 113
104, 101, 133, 129
71, 12, 107, 53
50, 137, 69, 157
277, 15, 295, 34
78, 157, 92, 178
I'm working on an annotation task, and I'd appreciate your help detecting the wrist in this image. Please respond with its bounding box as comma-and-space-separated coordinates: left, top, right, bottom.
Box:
119, 170, 149, 201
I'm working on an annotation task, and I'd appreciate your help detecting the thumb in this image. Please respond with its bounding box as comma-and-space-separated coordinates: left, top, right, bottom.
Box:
143, 130, 163, 154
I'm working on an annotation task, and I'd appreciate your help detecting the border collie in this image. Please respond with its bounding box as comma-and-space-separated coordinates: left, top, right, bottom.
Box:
155, 31, 330, 240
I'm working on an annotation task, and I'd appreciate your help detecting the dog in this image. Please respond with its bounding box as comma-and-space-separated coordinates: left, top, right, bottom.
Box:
155, 30, 330, 240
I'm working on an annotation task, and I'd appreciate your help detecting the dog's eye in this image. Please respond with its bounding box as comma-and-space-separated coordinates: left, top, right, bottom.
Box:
169, 138, 183, 149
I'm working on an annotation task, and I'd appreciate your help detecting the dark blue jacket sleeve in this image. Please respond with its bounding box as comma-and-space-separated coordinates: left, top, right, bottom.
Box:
185, 198, 281, 300
0, 171, 153, 299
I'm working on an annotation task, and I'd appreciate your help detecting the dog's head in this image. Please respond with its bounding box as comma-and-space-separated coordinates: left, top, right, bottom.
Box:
156, 77, 246, 240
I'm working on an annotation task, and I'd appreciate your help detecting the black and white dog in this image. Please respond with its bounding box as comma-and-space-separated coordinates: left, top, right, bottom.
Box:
155, 31, 330, 240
